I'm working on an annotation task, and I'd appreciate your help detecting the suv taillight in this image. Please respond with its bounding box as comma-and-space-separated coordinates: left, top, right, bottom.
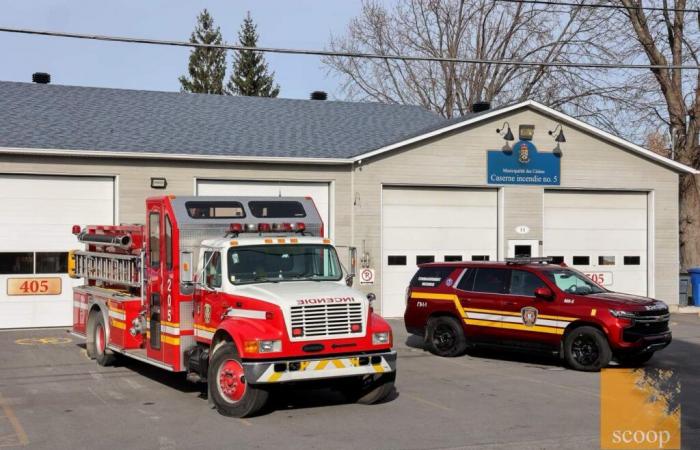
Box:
405, 287, 411, 305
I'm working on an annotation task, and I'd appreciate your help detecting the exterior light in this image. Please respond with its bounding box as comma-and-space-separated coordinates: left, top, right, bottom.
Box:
548, 124, 566, 156
496, 122, 515, 141
229, 223, 243, 233
258, 223, 271, 232
150, 177, 167, 189
519, 124, 535, 141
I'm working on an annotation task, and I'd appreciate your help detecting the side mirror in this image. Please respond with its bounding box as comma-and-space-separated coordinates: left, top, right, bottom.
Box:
180, 251, 193, 284
367, 292, 376, 305
534, 287, 554, 300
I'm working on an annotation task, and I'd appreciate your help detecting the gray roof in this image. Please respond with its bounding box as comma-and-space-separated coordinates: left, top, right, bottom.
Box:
0, 81, 449, 159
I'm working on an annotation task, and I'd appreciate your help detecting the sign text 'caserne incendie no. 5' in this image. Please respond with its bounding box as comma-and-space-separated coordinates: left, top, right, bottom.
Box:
487, 140, 561, 185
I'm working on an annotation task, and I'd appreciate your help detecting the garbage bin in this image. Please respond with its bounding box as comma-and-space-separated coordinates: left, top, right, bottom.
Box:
687, 268, 700, 306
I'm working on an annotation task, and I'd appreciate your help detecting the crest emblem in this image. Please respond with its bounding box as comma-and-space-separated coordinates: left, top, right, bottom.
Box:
203, 304, 212, 324
518, 143, 530, 164
521, 306, 538, 326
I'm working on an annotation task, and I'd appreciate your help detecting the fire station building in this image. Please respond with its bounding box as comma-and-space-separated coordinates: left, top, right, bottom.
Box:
0, 80, 695, 328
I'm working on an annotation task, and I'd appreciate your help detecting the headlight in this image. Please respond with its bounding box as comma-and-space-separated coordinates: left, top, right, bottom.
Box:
609, 309, 636, 319
245, 340, 282, 353
372, 331, 391, 345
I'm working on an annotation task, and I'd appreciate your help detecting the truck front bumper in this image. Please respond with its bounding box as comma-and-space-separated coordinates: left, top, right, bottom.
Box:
243, 351, 397, 384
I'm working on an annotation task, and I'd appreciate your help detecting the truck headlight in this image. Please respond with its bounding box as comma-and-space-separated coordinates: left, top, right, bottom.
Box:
245, 340, 282, 353
372, 332, 391, 345
609, 309, 636, 319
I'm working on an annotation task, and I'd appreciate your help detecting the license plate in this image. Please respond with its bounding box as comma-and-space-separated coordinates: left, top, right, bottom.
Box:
7, 277, 62, 296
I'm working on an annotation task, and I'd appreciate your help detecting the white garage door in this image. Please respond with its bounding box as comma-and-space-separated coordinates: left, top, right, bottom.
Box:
382, 187, 498, 317
543, 191, 647, 296
0, 175, 115, 328
196, 180, 331, 237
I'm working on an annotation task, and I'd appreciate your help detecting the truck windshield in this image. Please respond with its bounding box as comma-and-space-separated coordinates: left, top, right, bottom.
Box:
227, 244, 343, 284
543, 268, 606, 295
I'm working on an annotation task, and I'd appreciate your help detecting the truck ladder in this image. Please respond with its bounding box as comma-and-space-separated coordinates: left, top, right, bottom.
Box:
71, 250, 142, 287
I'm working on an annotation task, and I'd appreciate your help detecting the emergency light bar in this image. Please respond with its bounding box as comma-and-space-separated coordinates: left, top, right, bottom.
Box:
228, 222, 307, 235
505, 257, 553, 265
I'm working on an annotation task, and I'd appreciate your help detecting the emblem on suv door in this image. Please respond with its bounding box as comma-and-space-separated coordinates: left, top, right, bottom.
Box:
521, 306, 538, 326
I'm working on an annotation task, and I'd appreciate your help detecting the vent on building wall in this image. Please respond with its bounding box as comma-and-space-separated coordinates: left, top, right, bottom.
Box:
310, 91, 328, 101
471, 101, 490, 113
32, 72, 51, 84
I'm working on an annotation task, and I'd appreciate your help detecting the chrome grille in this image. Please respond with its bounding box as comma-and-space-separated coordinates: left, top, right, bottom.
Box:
290, 303, 363, 337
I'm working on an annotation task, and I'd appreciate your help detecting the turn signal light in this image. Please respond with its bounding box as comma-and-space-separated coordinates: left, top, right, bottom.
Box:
244, 340, 259, 353
350, 323, 362, 333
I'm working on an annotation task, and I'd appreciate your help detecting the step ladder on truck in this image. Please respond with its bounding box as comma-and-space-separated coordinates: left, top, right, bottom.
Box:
69, 195, 396, 417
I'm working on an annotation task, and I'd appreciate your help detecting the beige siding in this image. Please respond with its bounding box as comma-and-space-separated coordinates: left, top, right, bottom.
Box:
353, 108, 679, 310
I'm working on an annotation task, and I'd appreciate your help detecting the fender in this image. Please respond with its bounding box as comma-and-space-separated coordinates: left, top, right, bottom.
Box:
214, 316, 284, 358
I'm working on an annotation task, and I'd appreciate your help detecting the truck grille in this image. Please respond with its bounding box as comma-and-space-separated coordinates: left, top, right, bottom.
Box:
290, 303, 363, 337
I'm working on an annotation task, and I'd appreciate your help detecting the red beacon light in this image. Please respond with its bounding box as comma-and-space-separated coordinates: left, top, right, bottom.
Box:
258, 223, 271, 232
294, 222, 306, 232
72, 225, 81, 235
229, 223, 243, 233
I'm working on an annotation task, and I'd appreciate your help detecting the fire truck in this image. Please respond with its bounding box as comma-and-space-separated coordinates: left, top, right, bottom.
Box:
69, 195, 396, 417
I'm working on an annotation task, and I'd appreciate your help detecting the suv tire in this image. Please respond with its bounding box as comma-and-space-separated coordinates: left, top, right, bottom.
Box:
425, 316, 467, 357
563, 326, 612, 372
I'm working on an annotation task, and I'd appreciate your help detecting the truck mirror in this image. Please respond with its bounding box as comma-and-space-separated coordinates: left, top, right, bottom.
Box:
180, 251, 194, 284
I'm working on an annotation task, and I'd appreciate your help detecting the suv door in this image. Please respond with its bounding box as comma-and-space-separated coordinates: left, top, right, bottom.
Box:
456, 267, 512, 341
499, 269, 561, 346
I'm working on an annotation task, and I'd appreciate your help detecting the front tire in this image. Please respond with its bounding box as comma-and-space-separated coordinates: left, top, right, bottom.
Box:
425, 316, 467, 357
563, 326, 612, 372
92, 313, 115, 367
208, 342, 268, 417
340, 372, 396, 404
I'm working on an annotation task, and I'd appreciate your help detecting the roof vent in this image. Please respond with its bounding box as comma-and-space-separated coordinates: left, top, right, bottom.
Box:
310, 91, 327, 101
32, 72, 51, 84
471, 101, 490, 113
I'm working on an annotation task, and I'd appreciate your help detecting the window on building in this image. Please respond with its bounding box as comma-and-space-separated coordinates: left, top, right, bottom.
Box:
509, 270, 547, 296
444, 255, 462, 262
35, 252, 68, 273
513, 245, 532, 257
472, 268, 509, 294
572, 256, 590, 265
471, 255, 490, 261
248, 201, 305, 218
416, 255, 435, 265
185, 201, 245, 219
387, 255, 407, 266
165, 215, 173, 270
149, 212, 160, 268
598, 256, 615, 266
624, 256, 641, 265
0, 252, 34, 274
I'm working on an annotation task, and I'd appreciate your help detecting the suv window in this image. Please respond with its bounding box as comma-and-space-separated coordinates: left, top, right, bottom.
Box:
456, 268, 476, 291
509, 270, 547, 296
472, 268, 509, 294
410, 267, 455, 288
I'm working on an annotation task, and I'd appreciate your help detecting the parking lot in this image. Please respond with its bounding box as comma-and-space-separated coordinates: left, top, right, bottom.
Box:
0, 315, 698, 450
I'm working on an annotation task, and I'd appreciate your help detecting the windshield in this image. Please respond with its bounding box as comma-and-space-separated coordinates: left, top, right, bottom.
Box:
544, 268, 607, 295
227, 244, 343, 284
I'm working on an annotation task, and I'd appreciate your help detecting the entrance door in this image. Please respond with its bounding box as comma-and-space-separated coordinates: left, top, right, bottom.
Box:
507, 240, 540, 258
146, 205, 164, 361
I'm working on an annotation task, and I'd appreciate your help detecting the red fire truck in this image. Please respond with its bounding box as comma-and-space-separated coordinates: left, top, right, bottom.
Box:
69, 195, 396, 417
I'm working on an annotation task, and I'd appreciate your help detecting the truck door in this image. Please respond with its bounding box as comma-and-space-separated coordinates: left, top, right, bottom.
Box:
146, 207, 164, 361
196, 250, 223, 329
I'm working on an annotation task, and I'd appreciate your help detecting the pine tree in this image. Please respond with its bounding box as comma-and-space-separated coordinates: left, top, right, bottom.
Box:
179, 9, 226, 94
225, 12, 280, 97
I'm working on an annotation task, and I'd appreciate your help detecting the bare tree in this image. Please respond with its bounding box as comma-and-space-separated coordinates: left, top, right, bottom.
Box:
324, 0, 615, 119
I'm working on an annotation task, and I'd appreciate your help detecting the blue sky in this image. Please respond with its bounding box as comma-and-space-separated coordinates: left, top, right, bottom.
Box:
0, 1, 373, 99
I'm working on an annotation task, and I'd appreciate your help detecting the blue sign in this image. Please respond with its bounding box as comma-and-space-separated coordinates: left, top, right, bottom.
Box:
487, 140, 560, 185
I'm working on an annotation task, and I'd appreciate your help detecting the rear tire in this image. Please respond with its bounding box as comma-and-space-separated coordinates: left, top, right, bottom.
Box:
616, 352, 654, 367
340, 372, 396, 405
425, 316, 467, 357
92, 313, 115, 367
208, 342, 268, 417
563, 326, 612, 372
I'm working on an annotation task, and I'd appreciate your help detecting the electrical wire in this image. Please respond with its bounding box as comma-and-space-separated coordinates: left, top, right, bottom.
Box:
0, 26, 698, 70
495, 0, 700, 14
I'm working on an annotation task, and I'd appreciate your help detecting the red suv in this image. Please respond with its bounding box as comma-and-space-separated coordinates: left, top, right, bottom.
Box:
403, 259, 671, 371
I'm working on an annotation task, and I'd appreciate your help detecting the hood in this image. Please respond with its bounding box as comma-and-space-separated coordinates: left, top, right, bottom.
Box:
584, 292, 665, 309
230, 280, 366, 307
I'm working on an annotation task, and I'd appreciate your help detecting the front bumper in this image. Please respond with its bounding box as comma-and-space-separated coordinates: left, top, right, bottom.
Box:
243, 350, 397, 384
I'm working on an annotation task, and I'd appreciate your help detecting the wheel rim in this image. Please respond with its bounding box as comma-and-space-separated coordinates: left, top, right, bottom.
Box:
433, 324, 456, 352
217, 359, 247, 403
571, 334, 600, 366
95, 323, 105, 355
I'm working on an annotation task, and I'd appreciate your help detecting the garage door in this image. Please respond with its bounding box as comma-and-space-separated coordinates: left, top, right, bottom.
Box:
543, 191, 647, 296
0, 175, 115, 328
196, 180, 330, 237
382, 187, 498, 317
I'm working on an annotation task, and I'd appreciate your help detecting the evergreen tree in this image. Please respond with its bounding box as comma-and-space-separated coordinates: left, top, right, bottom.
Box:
179, 9, 226, 94
225, 13, 280, 97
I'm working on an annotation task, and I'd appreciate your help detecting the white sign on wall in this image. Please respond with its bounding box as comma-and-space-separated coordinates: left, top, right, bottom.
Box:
360, 268, 375, 285
515, 225, 530, 235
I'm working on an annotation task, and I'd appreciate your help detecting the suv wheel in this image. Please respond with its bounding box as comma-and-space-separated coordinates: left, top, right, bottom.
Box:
425, 316, 467, 357
563, 326, 612, 372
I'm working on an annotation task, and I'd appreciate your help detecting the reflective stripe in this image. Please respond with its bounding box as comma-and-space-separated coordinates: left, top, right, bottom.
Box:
226, 309, 267, 320
73, 301, 88, 310
108, 309, 126, 321
161, 335, 180, 345
161, 324, 180, 335
194, 327, 214, 340
258, 356, 393, 383
110, 319, 126, 330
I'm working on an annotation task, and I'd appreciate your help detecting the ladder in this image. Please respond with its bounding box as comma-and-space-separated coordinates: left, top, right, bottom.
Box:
70, 250, 142, 288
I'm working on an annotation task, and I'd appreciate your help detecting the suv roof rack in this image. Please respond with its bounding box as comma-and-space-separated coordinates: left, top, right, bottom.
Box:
505, 256, 553, 265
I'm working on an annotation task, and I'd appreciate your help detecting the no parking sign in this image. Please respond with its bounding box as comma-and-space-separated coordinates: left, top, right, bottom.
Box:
359, 268, 375, 285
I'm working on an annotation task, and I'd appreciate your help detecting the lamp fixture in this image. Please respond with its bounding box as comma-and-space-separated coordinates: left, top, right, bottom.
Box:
496, 121, 515, 152
150, 177, 167, 189
548, 124, 566, 157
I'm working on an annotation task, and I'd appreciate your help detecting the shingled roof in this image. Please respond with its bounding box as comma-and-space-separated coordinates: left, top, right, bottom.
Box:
0, 81, 446, 159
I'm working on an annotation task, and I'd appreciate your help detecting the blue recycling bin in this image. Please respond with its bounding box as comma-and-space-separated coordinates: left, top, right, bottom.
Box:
688, 267, 700, 306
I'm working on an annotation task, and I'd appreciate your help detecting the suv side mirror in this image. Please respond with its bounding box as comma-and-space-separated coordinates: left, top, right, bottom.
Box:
534, 287, 554, 300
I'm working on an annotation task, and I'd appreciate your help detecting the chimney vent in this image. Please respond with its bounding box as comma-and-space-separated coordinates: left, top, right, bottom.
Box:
471, 101, 490, 113
310, 91, 327, 101
32, 72, 51, 84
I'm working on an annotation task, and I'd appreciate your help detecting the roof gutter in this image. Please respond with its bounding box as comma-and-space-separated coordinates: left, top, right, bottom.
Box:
0, 146, 352, 165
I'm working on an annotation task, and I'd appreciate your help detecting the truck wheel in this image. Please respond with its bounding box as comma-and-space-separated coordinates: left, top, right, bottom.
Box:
563, 326, 612, 372
93, 313, 115, 367
616, 352, 654, 367
208, 342, 268, 417
341, 372, 396, 405
425, 316, 467, 357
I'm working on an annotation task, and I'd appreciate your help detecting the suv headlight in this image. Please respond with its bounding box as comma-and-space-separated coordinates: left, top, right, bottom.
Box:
609, 309, 636, 319
373, 331, 391, 345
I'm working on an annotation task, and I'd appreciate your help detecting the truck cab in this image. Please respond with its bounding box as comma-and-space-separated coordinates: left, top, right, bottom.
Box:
70, 196, 396, 417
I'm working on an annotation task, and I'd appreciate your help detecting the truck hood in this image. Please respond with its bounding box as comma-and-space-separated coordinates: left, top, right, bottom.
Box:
231, 280, 365, 307
583, 292, 666, 310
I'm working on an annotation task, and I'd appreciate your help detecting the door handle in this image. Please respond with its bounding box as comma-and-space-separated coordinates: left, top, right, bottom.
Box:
504, 301, 518, 307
